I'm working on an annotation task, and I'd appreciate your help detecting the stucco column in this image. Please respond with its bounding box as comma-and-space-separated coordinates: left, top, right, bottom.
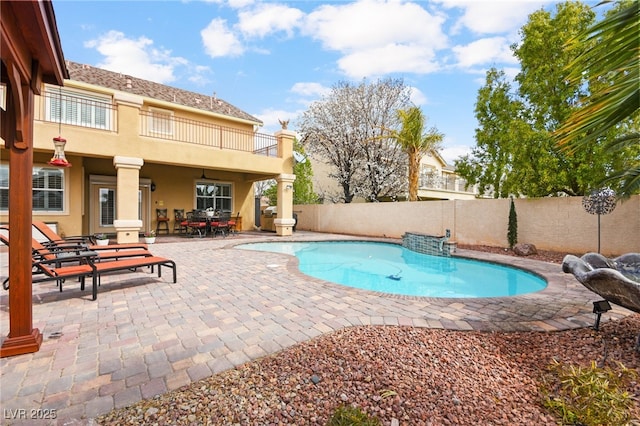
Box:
274, 129, 296, 236
274, 173, 296, 236
113, 156, 143, 243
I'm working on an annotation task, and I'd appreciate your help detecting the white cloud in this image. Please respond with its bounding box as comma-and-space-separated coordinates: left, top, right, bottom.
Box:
255, 107, 303, 135
85, 30, 186, 83
452, 36, 516, 68
503, 66, 520, 82
237, 3, 304, 38
409, 87, 428, 105
302, 0, 448, 78
440, 144, 471, 164
439, 0, 547, 34
227, 0, 254, 8
201, 18, 245, 58
338, 44, 441, 79
290, 82, 331, 98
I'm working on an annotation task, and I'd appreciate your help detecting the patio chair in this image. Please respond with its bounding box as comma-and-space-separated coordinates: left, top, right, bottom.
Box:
32, 221, 149, 252
187, 210, 208, 237
174, 209, 186, 234
156, 209, 170, 235
212, 212, 230, 237
32, 220, 96, 245
228, 212, 240, 234
1, 228, 177, 300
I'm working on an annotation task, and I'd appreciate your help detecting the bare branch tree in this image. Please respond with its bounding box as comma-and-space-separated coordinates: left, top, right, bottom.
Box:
298, 78, 411, 202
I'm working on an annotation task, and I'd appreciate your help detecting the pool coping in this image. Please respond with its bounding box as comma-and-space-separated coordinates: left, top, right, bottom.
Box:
228, 235, 634, 332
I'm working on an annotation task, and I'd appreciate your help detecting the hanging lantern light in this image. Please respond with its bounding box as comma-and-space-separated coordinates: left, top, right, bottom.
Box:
47, 136, 72, 167
48, 87, 72, 167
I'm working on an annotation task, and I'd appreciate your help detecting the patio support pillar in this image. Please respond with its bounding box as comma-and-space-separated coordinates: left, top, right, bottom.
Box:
113, 156, 143, 243
0, 63, 42, 358
274, 173, 296, 236
1, 0, 67, 357
274, 128, 296, 236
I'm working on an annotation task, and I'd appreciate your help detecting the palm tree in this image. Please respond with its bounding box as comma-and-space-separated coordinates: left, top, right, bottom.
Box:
556, 1, 639, 198
393, 107, 444, 201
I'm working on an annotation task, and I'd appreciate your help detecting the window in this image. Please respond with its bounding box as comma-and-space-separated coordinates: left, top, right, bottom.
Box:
0, 165, 66, 212
148, 107, 174, 135
99, 188, 116, 226
196, 182, 232, 212
45, 87, 112, 130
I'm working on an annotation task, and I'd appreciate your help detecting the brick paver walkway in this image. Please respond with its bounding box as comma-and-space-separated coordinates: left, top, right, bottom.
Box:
0, 231, 632, 424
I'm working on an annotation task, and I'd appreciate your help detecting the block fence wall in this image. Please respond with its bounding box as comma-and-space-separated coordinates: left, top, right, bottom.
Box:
293, 195, 639, 256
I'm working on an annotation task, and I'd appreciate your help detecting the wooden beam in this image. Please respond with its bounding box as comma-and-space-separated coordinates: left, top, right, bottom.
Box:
0, 0, 66, 358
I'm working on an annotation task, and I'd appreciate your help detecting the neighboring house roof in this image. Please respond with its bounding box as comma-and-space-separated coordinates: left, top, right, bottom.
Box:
430, 149, 448, 168
65, 61, 262, 125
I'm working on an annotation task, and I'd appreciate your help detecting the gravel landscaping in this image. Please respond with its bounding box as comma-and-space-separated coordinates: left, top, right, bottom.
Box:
95, 246, 639, 425
96, 316, 639, 425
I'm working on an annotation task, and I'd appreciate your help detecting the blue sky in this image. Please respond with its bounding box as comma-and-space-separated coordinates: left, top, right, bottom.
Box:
52, 0, 597, 164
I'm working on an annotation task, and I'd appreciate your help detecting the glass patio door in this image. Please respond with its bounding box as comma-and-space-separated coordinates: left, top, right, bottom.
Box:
89, 176, 150, 235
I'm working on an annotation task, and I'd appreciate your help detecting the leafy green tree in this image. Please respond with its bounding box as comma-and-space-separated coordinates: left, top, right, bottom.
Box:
263, 139, 318, 206
291, 139, 318, 204
556, 1, 640, 198
390, 106, 443, 201
457, 1, 633, 197
455, 68, 533, 198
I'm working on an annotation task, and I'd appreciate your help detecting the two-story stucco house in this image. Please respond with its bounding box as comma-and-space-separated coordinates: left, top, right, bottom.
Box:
309, 148, 479, 203
1, 61, 297, 243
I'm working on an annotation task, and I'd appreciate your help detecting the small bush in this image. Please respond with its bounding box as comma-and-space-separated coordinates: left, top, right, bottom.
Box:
507, 197, 518, 249
542, 359, 637, 425
327, 405, 382, 426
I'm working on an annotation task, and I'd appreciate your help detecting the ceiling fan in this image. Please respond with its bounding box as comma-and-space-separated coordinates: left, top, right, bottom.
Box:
200, 169, 216, 180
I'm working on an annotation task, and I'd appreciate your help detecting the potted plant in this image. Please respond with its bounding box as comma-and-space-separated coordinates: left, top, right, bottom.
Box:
144, 230, 156, 244
95, 233, 109, 246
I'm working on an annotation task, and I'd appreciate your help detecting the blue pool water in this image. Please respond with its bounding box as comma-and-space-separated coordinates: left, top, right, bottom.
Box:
236, 241, 547, 298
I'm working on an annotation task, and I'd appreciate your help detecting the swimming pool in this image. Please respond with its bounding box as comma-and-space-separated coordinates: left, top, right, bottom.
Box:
236, 241, 547, 298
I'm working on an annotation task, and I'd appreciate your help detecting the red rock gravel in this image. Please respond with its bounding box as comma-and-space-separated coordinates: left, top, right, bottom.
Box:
457, 244, 574, 264
96, 246, 639, 425
96, 318, 639, 425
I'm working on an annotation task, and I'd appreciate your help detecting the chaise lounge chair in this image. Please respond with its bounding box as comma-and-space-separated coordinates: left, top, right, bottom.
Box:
1, 228, 177, 300
30, 221, 152, 262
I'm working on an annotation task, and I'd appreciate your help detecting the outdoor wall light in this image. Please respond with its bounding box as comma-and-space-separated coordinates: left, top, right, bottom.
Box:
47, 136, 72, 167
150, 182, 156, 192
592, 300, 612, 331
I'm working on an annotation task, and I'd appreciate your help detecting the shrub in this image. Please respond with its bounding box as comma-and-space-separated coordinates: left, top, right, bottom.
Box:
327, 405, 382, 426
507, 197, 518, 249
542, 359, 637, 425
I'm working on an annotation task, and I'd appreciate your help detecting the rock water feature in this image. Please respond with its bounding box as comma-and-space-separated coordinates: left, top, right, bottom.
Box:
402, 230, 456, 256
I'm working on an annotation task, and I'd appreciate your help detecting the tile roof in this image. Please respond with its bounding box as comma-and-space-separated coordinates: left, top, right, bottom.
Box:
65, 61, 262, 125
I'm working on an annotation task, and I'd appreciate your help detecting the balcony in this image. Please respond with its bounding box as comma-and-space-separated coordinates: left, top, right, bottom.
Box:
139, 110, 279, 157
419, 174, 478, 195
36, 91, 280, 157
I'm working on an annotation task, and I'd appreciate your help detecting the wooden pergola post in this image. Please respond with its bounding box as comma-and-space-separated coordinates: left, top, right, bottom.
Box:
1, 0, 67, 357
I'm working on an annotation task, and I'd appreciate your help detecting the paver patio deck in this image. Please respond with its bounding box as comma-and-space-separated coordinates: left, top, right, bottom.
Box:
0, 231, 633, 424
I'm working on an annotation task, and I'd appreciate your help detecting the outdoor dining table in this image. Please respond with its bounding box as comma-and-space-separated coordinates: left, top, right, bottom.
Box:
185, 212, 221, 236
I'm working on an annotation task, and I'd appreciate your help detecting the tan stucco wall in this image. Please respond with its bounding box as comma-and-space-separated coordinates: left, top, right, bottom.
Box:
32, 84, 285, 176
22, 151, 86, 239
19, 79, 295, 238
294, 195, 640, 256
